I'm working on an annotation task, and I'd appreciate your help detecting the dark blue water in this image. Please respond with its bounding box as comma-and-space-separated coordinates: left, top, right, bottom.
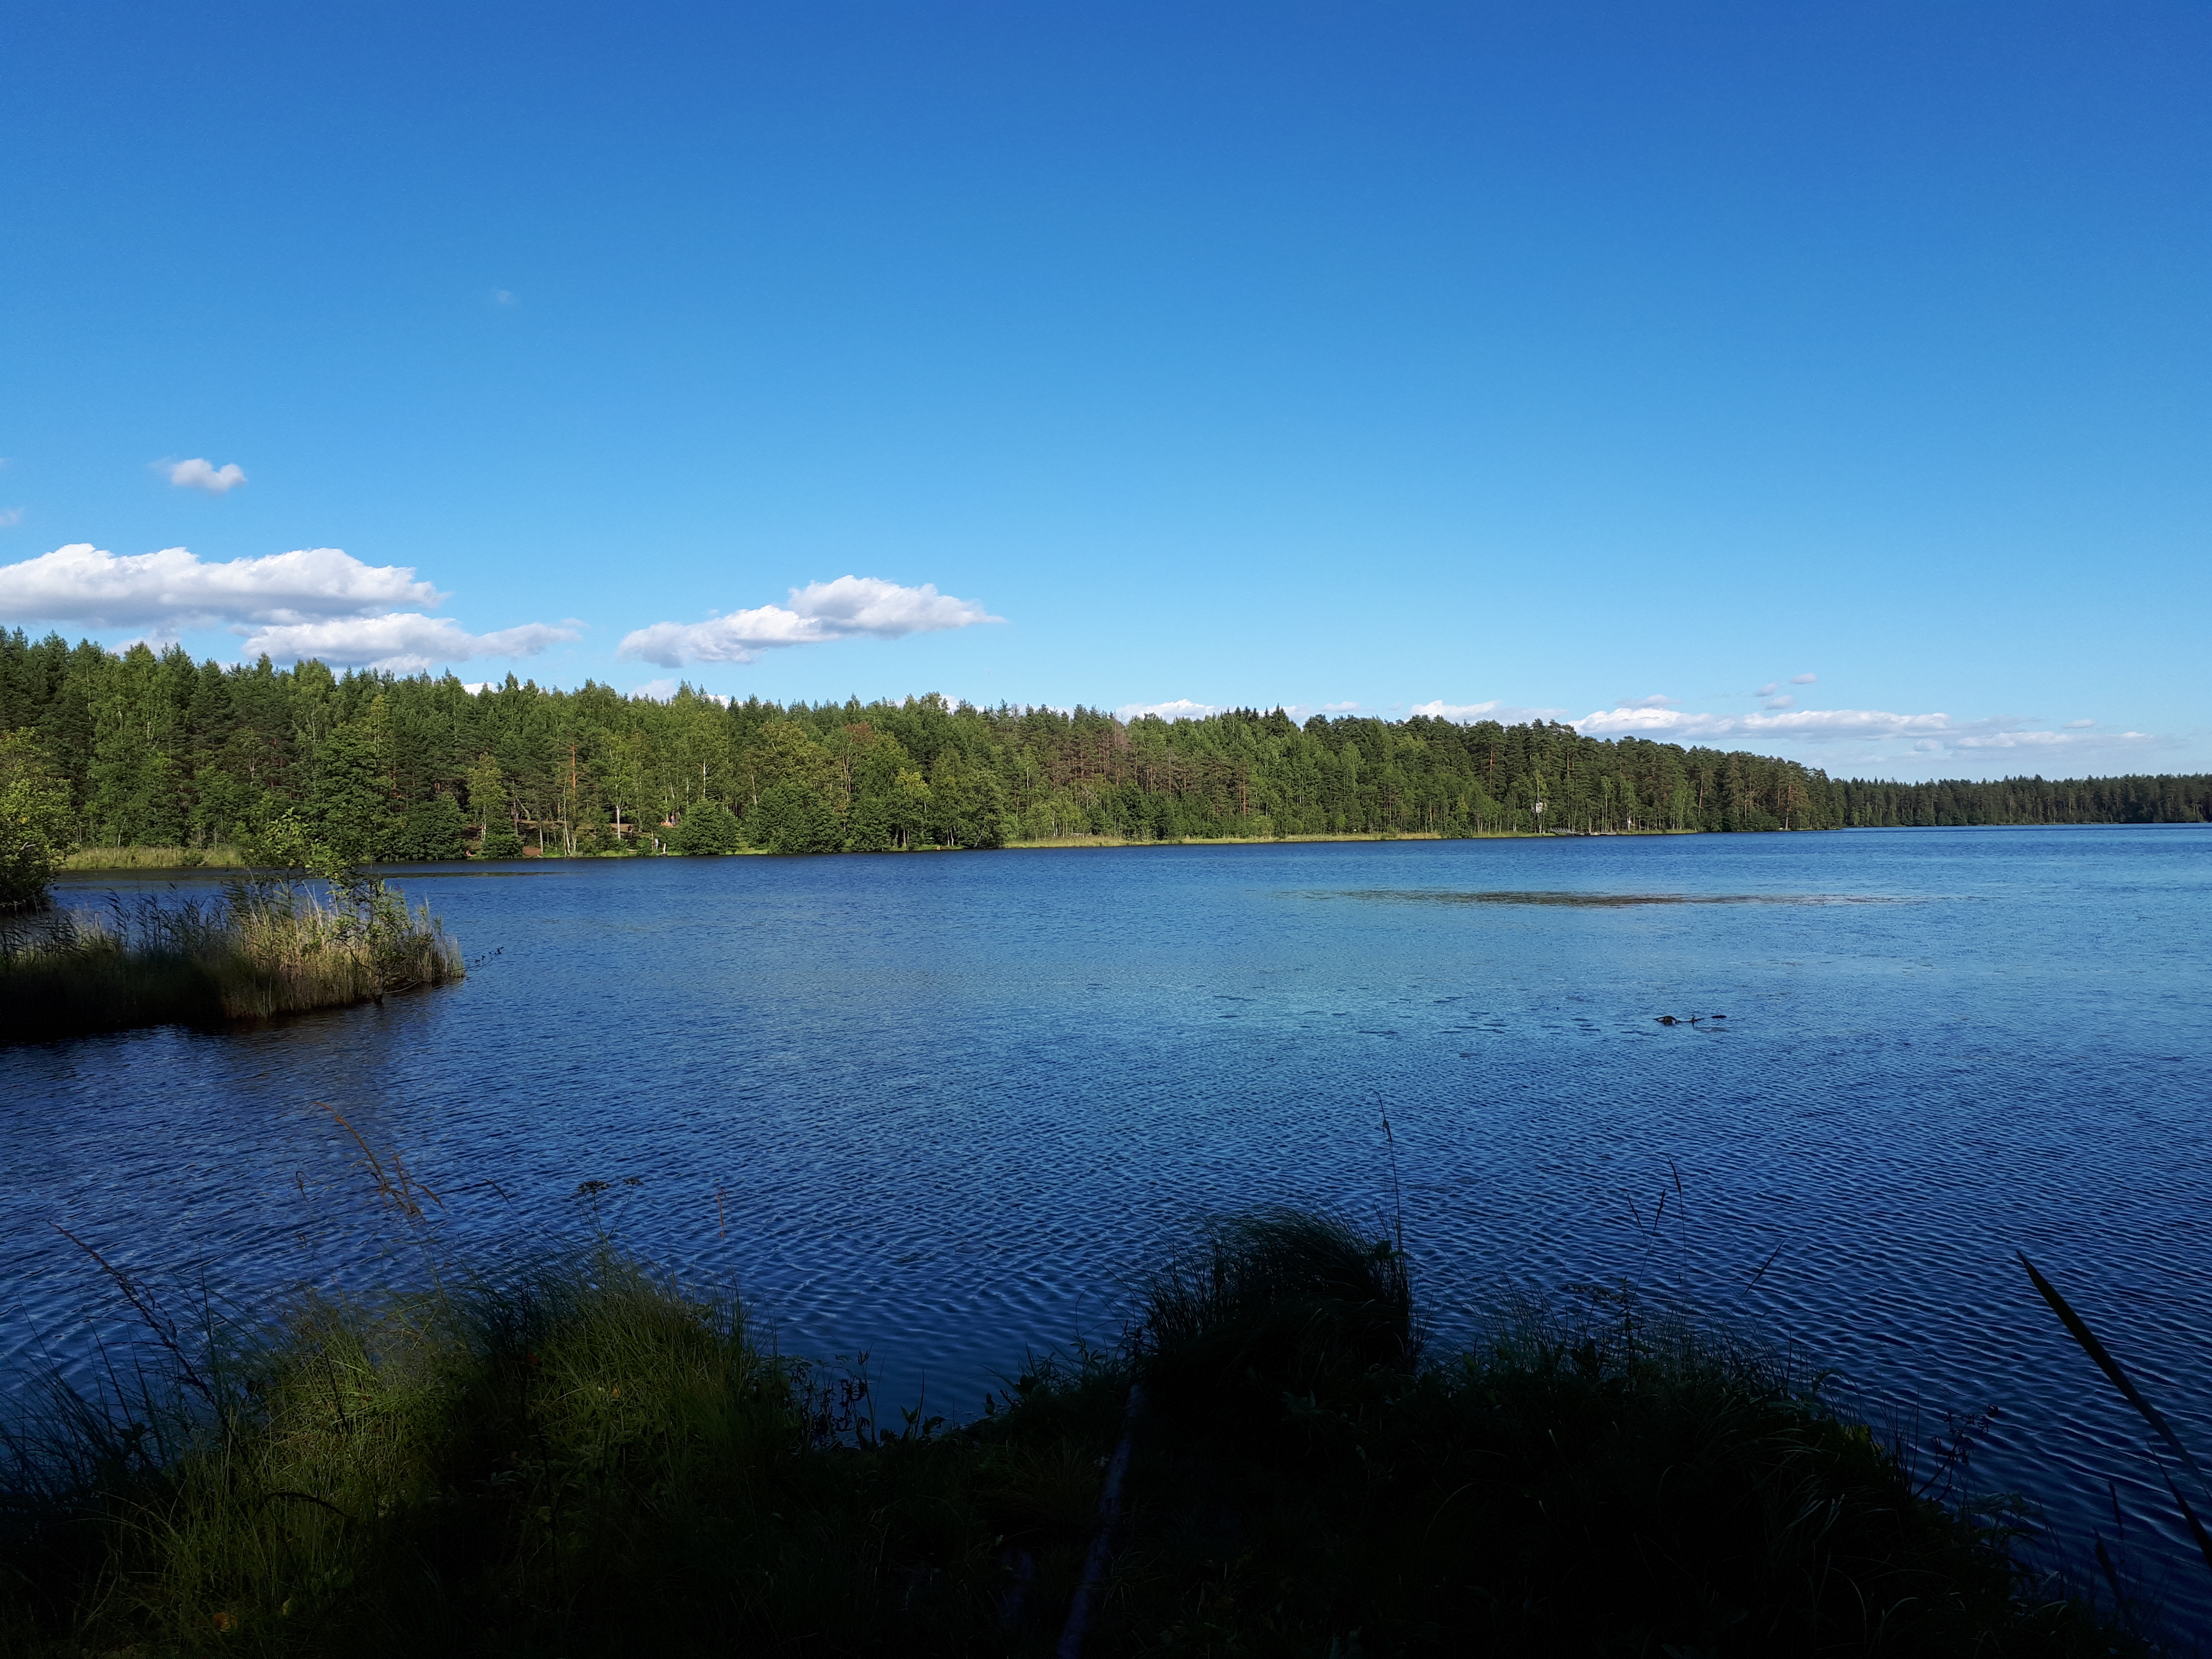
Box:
5, 828, 2210, 1628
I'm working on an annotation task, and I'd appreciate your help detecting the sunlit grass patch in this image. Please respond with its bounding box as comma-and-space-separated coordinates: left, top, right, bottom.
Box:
0, 881, 462, 1041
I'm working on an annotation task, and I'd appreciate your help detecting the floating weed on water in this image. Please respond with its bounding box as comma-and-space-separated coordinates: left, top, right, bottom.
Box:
1311, 889, 1919, 908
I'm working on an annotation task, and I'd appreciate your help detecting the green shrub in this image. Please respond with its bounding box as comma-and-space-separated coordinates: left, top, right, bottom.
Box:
0, 729, 72, 912
747, 783, 842, 854
391, 794, 468, 861
669, 799, 743, 854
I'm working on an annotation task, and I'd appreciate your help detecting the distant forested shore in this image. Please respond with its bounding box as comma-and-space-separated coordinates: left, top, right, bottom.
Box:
2, 634, 2206, 865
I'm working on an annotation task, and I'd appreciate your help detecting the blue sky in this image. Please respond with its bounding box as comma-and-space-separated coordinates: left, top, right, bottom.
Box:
2, 2, 2205, 778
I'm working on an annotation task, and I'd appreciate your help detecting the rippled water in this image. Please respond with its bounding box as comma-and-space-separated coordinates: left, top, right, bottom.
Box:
5, 828, 2209, 1627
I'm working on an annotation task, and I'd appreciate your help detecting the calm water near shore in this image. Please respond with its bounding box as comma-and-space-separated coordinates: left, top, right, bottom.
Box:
5, 827, 2210, 1624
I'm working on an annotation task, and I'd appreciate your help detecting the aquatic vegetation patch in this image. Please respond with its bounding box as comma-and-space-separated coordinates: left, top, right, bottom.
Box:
0, 879, 462, 1042
1318, 887, 1917, 907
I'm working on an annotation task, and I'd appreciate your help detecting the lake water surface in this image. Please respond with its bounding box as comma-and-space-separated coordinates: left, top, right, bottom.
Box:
5, 828, 2210, 1625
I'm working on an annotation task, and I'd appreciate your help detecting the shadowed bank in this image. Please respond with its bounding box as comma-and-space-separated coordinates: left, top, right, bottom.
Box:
0, 1205, 2152, 1657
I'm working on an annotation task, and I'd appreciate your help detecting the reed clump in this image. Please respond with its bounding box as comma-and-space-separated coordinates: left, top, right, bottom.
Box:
57, 844, 251, 871
0, 879, 462, 1041
0, 1210, 2147, 1656
0, 1253, 1125, 1657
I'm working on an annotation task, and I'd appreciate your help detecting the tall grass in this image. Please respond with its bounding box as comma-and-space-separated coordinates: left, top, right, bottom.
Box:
0, 1251, 1125, 1656
57, 845, 251, 871
0, 880, 462, 1041
0, 1201, 2150, 1656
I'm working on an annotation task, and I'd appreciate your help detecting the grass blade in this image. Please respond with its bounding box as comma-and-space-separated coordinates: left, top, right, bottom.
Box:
2017, 1252, 2206, 1490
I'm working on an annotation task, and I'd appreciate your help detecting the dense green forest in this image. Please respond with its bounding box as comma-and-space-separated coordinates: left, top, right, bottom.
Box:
1, 632, 2201, 859
1836, 772, 2212, 826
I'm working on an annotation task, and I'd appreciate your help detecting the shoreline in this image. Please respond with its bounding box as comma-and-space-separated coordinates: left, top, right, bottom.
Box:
53, 827, 1701, 872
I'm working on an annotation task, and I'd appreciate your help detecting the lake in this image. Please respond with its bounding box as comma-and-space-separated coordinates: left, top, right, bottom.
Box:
5, 826, 2210, 1626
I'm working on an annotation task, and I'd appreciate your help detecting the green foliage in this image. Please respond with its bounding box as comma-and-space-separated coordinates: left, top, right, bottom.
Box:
668, 799, 742, 854
391, 793, 468, 861
748, 782, 840, 854
5, 629, 2202, 864
477, 823, 525, 860
0, 728, 73, 910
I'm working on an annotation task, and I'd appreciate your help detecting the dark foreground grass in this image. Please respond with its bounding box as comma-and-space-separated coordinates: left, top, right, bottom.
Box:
0, 883, 462, 1043
0, 1214, 2146, 1657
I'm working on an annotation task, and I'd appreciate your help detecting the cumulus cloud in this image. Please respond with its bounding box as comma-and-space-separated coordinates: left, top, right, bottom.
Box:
1572, 702, 2155, 759
0, 541, 575, 673
0, 542, 442, 628
1118, 699, 1220, 722
241, 614, 579, 673
167, 458, 247, 494
1791, 673, 1818, 685
619, 576, 1001, 667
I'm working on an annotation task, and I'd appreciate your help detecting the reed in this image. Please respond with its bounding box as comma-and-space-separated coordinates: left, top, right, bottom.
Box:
0, 880, 462, 1041
0, 1205, 2147, 1656
57, 844, 251, 871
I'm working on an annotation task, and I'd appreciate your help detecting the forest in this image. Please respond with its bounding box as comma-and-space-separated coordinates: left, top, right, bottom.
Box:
0, 631, 2201, 861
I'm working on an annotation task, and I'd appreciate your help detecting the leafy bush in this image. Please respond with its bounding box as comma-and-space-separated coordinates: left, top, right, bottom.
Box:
476, 823, 525, 859
0, 729, 72, 911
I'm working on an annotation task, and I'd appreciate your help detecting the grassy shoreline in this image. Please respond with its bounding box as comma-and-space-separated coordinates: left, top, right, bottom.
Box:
0, 1208, 2145, 1656
52, 827, 1692, 872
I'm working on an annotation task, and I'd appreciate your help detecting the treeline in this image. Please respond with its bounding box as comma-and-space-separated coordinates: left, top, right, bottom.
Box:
0, 634, 1861, 857
21, 631, 2200, 860
1836, 773, 2212, 827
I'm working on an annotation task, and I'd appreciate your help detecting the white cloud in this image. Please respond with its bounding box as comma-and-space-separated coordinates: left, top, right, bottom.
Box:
1118, 699, 1219, 722
1791, 673, 1818, 685
492, 289, 516, 305
0, 508, 20, 528
167, 458, 247, 494
1572, 702, 2156, 759
1762, 695, 1796, 709
242, 613, 579, 673
619, 575, 1001, 667
0, 542, 442, 628
1409, 698, 1572, 725
462, 682, 494, 696
1410, 698, 1502, 721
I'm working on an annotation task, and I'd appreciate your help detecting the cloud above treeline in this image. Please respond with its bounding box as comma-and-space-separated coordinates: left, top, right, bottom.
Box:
0, 542, 575, 673
1574, 703, 2152, 754
1117, 698, 1221, 722
619, 577, 1000, 667
1409, 693, 2154, 760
